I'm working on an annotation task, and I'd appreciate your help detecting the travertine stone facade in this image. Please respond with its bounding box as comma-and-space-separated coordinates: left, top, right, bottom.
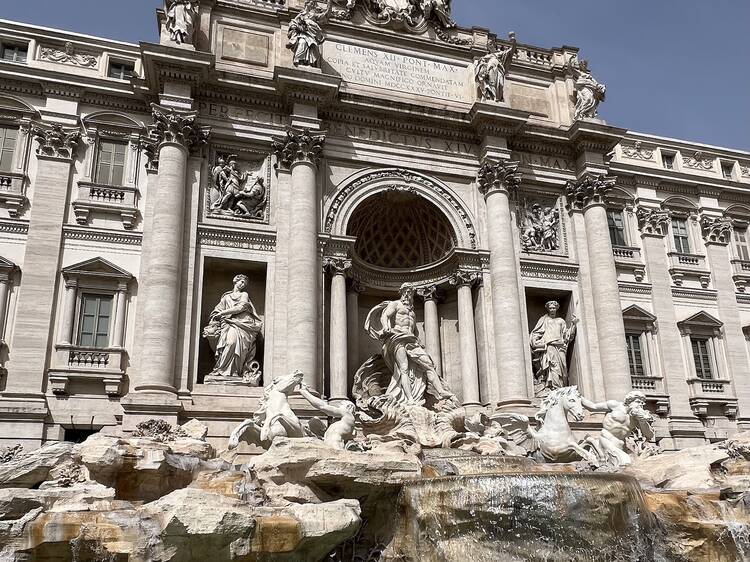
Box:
0, 1, 748, 451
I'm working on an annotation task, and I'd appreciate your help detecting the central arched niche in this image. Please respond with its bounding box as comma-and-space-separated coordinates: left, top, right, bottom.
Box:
346, 191, 457, 270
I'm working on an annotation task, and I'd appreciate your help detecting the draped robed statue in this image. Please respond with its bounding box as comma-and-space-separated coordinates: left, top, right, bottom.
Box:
530, 300, 577, 397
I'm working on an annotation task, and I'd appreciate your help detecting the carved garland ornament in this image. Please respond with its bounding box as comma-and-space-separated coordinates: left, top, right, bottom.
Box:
324, 169, 477, 249
272, 128, 326, 169
565, 174, 616, 211
621, 141, 654, 161
682, 151, 714, 171
700, 216, 733, 245
147, 104, 210, 154
39, 42, 98, 68
476, 159, 522, 198
636, 207, 671, 236
32, 123, 81, 160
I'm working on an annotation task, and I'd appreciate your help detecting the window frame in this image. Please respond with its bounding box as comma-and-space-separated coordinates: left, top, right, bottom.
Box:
671, 216, 691, 254
690, 336, 715, 380
606, 208, 627, 247
0, 125, 18, 173
625, 332, 647, 377
721, 161, 735, 181
107, 60, 135, 81
0, 41, 28, 64
94, 138, 128, 186
75, 291, 115, 349
661, 151, 676, 170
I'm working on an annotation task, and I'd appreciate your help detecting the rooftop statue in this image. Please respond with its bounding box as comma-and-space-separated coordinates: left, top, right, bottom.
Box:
474, 33, 517, 102
570, 57, 606, 120
529, 301, 577, 397
165, 0, 199, 46
202, 274, 263, 385
332, 0, 458, 31
582, 390, 656, 467
287, 0, 327, 67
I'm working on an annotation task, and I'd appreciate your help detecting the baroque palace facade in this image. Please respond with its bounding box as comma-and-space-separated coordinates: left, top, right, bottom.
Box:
0, 0, 748, 453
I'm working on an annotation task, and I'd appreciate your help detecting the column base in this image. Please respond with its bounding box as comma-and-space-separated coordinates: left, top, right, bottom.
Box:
462, 402, 485, 416
120, 390, 182, 433
0, 392, 49, 448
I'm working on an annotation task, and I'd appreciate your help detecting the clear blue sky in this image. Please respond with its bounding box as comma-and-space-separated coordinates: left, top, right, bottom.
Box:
4, 0, 749, 150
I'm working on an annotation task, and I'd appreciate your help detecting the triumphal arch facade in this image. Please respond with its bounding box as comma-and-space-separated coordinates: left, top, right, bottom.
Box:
0, 0, 749, 452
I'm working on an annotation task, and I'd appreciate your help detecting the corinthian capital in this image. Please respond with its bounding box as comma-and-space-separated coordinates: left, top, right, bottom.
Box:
272, 128, 326, 169
565, 173, 616, 211
32, 123, 81, 160
323, 256, 352, 276
449, 270, 482, 288
700, 215, 733, 245
476, 159, 521, 198
636, 207, 670, 237
148, 104, 211, 153
416, 284, 442, 302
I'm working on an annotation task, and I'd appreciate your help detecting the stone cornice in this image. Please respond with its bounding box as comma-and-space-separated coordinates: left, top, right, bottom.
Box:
476, 159, 522, 198
32, 123, 82, 160
565, 173, 616, 212
272, 128, 326, 169
148, 104, 211, 154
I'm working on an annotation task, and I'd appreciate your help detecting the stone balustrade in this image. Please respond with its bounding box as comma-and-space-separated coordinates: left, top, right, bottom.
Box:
687, 378, 737, 418
667, 251, 710, 287
48, 344, 126, 397
612, 245, 645, 282
72, 181, 139, 229
0, 172, 27, 217
730, 259, 750, 292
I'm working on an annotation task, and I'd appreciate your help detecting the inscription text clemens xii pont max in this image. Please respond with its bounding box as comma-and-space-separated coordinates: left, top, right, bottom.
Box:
323, 42, 470, 102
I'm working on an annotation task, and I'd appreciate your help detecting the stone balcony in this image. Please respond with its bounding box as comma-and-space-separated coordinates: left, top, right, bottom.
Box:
612, 245, 645, 282
72, 181, 139, 229
0, 171, 27, 218
630, 375, 670, 416
731, 259, 750, 292
687, 378, 738, 418
47, 344, 127, 397
668, 251, 711, 288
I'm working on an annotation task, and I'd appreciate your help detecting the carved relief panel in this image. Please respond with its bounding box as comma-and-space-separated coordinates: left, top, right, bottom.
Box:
517, 194, 566, 256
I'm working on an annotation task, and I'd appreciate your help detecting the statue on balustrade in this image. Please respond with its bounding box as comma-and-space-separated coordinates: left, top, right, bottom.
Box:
474, 33, 516, 102
202, 274, 263, 386
570, 57, 606, 121
521, 202, 560, 252
287, 0, 326, 67
530, 301, 577, 397
165, 0, 199, 45
209, 155, 267, 219
364, 282, 455, 406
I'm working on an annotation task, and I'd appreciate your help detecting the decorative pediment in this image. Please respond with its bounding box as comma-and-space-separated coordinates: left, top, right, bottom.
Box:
0, 256, 18, 280
0, 94, 38, 123
62, 257, 133, 282
677, 311, 723, 336
622, 305, 657, 325
83, 111, 144, 132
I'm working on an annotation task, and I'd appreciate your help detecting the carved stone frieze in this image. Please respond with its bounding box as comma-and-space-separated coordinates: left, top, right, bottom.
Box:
197, 226, 276, 252
476, 159, 522, 198
148, 104, 210, 154
741, 165, 750, 178
520, 260, 579, 282
39, 42, 98, 68
700, 215, 733, 245
32, 123, 81, 160
323, 256, 353, 276
636, 207, 670, 237
565, 174, 616, 211
272, 128, 326, 169
682, 151, 714, 171
621, 141, 654, 161
519, 197, 561, 253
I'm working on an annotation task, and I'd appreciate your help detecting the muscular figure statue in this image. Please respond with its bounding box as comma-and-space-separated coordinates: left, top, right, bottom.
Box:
365, 283, 455, 406
581, 390, 655, 467
298, 384, 356, 450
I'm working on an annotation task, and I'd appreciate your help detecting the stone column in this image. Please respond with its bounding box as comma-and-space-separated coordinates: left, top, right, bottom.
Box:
636, 207, 697, 426
131, 105, 209, 397
325, 257, 351, 402
272, 129, 325, 389
566, 174, 631, 399
450, 271, 482, 408
476, 159, 529, 407
701, 216, 750, 429
346, 280, 362, 387
417, 285, 443, 379
112, 283, 128, 349
58, 278, 78, 346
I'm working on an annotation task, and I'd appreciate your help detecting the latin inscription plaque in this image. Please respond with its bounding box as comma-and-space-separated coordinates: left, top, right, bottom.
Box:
323, 41, 471, 103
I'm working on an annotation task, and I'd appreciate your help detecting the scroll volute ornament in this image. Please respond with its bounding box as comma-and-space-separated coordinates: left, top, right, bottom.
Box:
564, 174, 616, 211
147, 104, 210, 154
272, 128, 326, 169
636, 207, 671, 237
700, 215, 733, 245
32, 123, 81, 160
476, 159, 522, 198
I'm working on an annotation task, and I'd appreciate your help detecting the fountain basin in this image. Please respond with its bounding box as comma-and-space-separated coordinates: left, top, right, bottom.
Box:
386, 472, 659, 562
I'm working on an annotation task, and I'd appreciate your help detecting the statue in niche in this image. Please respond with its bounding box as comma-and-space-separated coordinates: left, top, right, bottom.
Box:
521, 202, 560, 252
364, 282, 456, 406
165, 0, 199, 45
209, 155, 267, 219
474, 33, 517, 102
530, 301, 577, 397
581, 390, 656, 467
202, 274, 263, 385
287, 0, 326, 67
570, 57, 606, 121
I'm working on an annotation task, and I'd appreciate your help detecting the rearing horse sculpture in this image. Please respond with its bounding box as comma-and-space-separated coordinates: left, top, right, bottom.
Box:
498, 386, 597, 463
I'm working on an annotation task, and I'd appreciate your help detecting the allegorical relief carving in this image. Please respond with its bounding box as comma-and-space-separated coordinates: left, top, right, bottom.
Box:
165, 0, 199, 46
39, 42, 98, 68
529, 301, 577, 397
474, 33, 516, 103
208, 154, 267, 220
287, 0, 327, 67
202, 274, 263, 386
569, 57, 606, 121
519, 198, 561, 253
682, 151, 714, 171
741, 165, 750, 178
